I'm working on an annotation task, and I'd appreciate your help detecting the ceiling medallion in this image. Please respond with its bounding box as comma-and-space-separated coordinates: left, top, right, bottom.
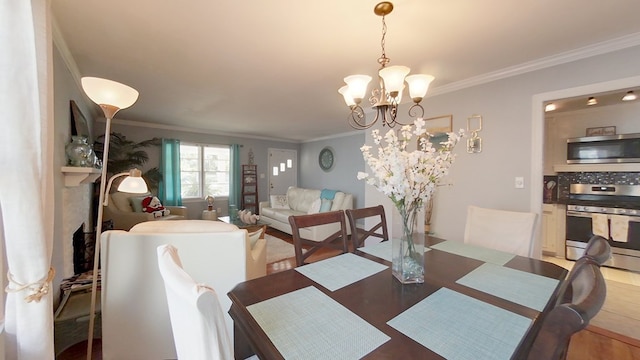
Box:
338, 2, 434, 130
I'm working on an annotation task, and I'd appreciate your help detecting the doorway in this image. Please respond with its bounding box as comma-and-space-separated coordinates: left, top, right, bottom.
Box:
268, 149, 297, 196
532, 75, 640, 257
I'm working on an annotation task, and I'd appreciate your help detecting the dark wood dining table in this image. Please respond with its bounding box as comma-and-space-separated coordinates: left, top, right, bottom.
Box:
227, 236, 568, 359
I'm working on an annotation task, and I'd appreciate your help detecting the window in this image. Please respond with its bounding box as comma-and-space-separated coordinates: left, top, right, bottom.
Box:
180, 144, 230, 199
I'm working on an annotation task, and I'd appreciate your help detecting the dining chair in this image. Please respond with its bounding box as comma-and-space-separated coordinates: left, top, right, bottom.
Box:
583, 235, 612, 266
288, 210, 349, 267
527, 257, 607, 360
345, 205, 389, 251
157, 244, 234, 360
463, 205, 537, 257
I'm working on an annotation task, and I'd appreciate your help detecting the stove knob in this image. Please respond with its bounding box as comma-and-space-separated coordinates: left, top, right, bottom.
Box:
619, 208, 627, 215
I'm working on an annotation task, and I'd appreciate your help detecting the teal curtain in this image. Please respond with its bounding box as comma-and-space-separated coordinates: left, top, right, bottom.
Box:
229, 144, 241, 209
159, 138, 182, 206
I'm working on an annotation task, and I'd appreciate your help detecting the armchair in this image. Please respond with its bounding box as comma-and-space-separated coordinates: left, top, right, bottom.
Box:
104, 191, 187, 230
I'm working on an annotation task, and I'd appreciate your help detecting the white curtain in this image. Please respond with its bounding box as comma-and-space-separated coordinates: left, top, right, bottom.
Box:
0, 0, 55, 359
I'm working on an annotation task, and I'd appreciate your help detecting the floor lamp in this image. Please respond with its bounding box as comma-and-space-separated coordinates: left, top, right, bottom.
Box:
81, 77, 139, 359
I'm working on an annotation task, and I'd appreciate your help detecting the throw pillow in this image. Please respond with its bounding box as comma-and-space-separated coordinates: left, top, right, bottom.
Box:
129, 196, 148, 212
307, 198, 322, 214
270, 195, 289, 209
320, 198, 333, 212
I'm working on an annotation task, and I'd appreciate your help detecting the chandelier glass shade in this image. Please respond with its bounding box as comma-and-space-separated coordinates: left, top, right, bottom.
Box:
339, 2, 435, 129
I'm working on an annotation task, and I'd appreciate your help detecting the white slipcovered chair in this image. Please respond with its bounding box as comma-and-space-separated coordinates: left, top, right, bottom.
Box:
463, 205, 537, 257
100, 220, 266, 359
157, 244, 233, 360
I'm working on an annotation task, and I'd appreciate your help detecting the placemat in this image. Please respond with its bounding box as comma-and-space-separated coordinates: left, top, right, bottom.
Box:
387, 287, 531, 360
248, 286, 390, 359
359, 241, 431, 262
430, 240, 515, 265
456, 263, 560, 311
295, 253, 388, 291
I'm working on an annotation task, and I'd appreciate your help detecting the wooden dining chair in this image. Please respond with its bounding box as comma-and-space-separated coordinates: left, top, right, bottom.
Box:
527, 257, 607, 360
463, 205, 537, 257
157, 244, 234, 360
583, 235, 612, 266
345, 205, 389, 251
288, 210, 349, 267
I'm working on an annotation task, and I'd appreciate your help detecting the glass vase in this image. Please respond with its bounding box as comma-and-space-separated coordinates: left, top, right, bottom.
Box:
391, 204, 425, 284
65, 136, 95, 167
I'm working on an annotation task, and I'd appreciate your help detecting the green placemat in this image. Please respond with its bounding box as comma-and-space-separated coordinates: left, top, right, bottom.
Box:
248, 286, 390, 359
388, 287, 531, 360
295, 253, 387, 291
456, 262, 560, 311
430, 240, 515, 265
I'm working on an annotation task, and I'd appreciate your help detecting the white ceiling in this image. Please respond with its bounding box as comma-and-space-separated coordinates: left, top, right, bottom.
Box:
51, 0, 640, 142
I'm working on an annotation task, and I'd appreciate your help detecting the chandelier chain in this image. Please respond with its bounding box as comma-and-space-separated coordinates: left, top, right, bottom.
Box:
378, 15, 389, 67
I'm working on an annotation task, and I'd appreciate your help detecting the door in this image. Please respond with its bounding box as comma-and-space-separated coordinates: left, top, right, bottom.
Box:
268, 149, 297, 196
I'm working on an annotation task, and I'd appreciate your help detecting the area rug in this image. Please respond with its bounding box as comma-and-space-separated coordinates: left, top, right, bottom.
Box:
265, 234, 300, 264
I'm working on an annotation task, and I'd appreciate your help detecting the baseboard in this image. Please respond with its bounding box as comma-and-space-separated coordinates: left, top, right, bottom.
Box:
586, 324, 640, 348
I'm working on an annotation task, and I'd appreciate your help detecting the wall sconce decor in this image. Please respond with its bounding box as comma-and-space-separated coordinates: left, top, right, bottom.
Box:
467, 114, 482, 153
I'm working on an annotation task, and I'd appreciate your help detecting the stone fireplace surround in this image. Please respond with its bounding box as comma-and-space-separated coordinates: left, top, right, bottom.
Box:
61, 185, 94, 278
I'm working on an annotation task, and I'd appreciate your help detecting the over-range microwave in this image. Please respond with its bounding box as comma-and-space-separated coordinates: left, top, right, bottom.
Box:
567, 133, 640, 164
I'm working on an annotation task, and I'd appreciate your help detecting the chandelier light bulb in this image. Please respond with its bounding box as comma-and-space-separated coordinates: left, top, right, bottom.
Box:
338, 85, 356, 107
343, 75, 372, 102
405, 74, 435, 102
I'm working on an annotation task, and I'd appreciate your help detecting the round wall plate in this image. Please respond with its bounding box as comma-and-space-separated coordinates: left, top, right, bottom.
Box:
319, 147, 335, 171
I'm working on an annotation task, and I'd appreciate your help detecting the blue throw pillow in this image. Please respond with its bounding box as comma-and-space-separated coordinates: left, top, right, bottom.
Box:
320, 189, 337, 200
320, 198, 333, 212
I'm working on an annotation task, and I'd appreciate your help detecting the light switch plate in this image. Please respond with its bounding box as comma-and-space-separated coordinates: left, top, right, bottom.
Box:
515, 177, 525, 189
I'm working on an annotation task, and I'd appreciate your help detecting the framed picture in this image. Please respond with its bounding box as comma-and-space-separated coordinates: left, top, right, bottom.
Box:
586, 126, 616, 137
418, 115, 453, 150
70, 100, 92, 142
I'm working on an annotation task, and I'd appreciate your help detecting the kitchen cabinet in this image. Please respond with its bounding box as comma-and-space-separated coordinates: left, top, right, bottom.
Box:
542, 204, 567, 257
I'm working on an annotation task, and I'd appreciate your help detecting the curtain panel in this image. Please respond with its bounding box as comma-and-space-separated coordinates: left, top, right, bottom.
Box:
0, 0, 55, 358
159, 139, 182, 206
229, 145, 241, 209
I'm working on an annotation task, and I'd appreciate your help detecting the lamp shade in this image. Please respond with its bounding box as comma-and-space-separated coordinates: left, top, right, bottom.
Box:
117, 169, 148, 193
81, 77, 139, 110
338, 85, 356, 106
343, 75, 372, 101
379, 65, 410, 94
405, 74, 435, 101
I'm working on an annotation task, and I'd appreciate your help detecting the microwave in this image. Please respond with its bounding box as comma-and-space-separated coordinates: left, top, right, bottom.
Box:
567, 133, 640, 164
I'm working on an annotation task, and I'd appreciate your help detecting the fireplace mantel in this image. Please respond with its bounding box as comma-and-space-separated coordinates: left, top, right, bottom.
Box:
61, 166, 101, 187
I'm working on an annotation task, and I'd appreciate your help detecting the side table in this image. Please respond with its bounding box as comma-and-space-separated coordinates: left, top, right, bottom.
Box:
202, 209, 218, 221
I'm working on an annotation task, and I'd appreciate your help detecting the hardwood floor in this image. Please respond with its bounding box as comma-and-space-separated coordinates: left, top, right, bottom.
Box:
58, 228, 640, 359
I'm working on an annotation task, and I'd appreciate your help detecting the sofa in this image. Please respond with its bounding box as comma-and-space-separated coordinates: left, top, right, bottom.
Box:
104, 191, 188, 230
99, 220, 266, 360
259, 186, 354, 241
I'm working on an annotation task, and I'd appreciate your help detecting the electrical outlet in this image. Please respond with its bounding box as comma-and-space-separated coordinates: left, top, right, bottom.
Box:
515, 177, 525, 189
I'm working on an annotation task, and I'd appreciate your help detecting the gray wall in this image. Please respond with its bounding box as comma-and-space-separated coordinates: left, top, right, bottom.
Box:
299, 132, 366, 209
371, 44, 640, 246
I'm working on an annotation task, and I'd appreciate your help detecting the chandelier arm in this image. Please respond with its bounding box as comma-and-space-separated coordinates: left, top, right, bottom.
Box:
408, 103, 425, 119
348, 105, 376, 130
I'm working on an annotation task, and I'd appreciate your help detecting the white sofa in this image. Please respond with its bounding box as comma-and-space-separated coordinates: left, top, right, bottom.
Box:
100, 220, 266, 360
259, 186, 354, 241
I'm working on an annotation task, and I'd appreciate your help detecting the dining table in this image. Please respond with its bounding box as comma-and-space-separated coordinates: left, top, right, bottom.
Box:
227, 235, 568, 360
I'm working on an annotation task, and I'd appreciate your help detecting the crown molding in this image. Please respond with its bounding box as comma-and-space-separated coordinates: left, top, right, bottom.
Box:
428, 32, 640, 97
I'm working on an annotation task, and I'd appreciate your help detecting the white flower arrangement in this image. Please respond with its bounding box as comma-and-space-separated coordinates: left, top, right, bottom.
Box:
357, 118, 464, 216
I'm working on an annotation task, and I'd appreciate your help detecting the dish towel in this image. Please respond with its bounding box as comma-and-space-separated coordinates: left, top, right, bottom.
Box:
320, 189, 337, 200
610, 215, 629, 242
591, 213, 609, 238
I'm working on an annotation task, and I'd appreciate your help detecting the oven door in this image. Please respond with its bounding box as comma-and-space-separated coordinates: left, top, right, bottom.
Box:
566, 210, 640, 271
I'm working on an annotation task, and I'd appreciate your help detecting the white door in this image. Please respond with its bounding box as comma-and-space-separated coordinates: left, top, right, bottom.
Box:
268, 149, 297, 196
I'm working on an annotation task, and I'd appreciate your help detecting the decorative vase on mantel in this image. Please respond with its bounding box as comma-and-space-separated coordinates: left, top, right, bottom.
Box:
391, 202, 425, 284
65, 136, 95, 167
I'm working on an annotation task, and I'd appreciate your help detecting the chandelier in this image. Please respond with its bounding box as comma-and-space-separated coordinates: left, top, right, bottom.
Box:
338, 2, 434, 130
